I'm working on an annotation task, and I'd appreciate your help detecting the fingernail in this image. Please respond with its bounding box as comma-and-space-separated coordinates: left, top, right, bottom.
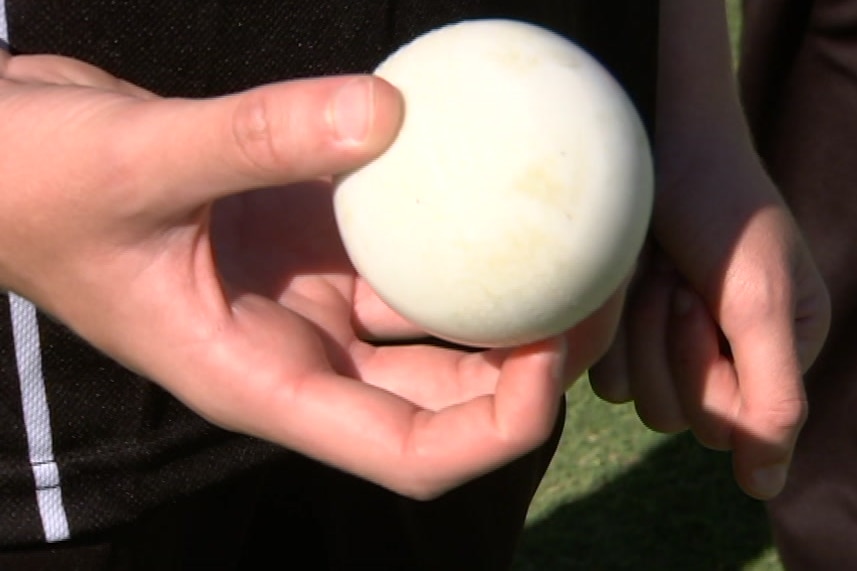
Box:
330, 77, 374, 144
752, 463, 789, 498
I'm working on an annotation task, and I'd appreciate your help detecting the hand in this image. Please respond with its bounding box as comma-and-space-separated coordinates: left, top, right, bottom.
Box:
0, 52, 621, 499
591, 178, 830, 500
589, 1, 831, 500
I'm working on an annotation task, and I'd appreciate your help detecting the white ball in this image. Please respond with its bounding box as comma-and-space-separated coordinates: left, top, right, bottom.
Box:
335, 19, 654, 347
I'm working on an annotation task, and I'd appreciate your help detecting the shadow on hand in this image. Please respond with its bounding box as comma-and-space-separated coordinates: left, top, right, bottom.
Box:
514, 432, 774, 570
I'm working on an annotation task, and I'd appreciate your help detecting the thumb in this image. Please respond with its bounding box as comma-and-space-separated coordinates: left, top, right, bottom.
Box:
728, 314, 808, 500
113, 74, 403, 212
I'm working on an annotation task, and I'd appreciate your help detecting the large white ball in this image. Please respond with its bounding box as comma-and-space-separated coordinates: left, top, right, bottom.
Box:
335, 19, 654, 347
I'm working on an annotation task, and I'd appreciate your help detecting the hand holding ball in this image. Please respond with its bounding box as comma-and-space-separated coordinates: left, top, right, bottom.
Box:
335, 20, 654, 347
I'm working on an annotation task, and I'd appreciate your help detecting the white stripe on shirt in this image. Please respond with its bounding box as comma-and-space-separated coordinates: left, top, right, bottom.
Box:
0, 0, 7, 49
9, 294, 71, 543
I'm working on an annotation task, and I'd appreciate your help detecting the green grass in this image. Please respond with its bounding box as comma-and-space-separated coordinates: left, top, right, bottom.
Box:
513, 381, 781, 570
513, 3, 784, 569
727, 0, 743, 66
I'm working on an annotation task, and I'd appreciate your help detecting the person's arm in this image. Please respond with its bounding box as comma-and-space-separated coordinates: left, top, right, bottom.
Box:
590, 0, 831, 500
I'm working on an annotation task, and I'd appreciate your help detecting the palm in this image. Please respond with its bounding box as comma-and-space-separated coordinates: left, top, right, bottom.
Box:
209, 180, 467, 402
213, 181, 361, 348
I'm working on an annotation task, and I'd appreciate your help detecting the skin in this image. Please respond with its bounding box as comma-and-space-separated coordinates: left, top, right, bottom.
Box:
590, 1, 831, 500
0, 51, 624, 500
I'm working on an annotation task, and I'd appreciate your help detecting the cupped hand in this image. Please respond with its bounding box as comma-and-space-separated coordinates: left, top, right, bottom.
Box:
0, 52, 623, 499
589, 1, 832, 500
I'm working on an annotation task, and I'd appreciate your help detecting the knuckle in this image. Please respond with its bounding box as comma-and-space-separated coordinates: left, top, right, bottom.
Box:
742, 395, 808, 445
590, 378, 633, 404
692, 425, 732, 452
762, 396, 808, 434
384, 458, 454, 501
635, 401, 688, 434
640, 414, 688, 435
231, 90, 292, 175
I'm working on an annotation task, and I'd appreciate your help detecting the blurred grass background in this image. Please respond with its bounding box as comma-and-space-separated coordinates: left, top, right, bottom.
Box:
512, 2, 784, 569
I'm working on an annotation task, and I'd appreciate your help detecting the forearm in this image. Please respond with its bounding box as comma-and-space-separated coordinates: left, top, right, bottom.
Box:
656, 0, 753, 165
653, 1, 790, 294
